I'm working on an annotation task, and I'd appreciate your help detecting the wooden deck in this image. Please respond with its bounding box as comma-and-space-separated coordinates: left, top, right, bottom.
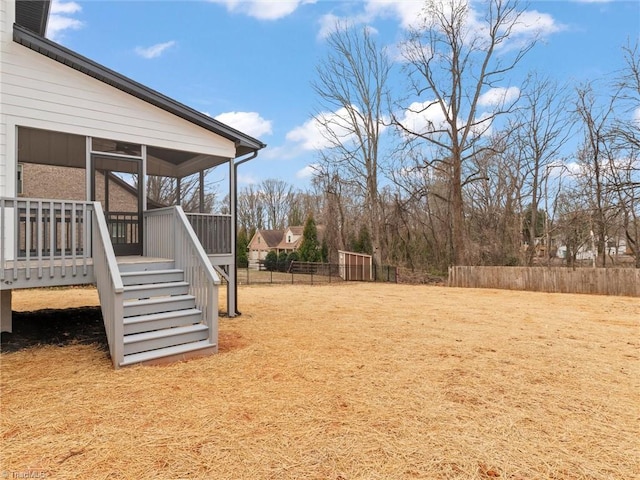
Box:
2, 258, 94, 290
1, 199, 226, 367
1, 256, 173, 290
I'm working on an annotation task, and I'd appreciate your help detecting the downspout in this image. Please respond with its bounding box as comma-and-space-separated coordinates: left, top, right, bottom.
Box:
231, 149, 259, 316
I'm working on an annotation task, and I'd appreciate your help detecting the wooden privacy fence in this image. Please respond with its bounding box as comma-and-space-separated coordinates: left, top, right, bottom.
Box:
448, 266, 640, 297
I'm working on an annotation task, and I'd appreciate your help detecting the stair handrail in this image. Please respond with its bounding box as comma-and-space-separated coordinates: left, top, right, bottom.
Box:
91, 202, 124, 368
144, 206, 220, 348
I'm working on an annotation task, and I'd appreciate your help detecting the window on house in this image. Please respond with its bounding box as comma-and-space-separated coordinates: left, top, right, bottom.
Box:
288, 235, 291, 243
17, 163, 23, 195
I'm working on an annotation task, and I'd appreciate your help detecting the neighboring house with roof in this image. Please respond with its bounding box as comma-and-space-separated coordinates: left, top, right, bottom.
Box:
247, 229, 285, 267
276, 226, 305, 253
0, 0, 265, 368
247, 225, 324, 268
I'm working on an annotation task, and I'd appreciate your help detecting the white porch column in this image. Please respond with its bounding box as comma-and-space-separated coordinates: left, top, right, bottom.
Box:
0, 290, 12, 333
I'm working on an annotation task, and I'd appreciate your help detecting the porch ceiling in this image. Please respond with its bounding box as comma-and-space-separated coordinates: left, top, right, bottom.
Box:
17, 127, 230, 178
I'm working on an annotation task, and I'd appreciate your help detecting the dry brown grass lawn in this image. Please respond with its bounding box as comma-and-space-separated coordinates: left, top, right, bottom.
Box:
1, 284, 639, 479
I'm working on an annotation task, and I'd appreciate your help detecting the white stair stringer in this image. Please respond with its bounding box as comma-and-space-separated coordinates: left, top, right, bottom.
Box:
117, 259, 215, 366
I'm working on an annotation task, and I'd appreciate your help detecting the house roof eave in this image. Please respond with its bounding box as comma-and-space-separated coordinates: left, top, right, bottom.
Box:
12, 24, 267, 155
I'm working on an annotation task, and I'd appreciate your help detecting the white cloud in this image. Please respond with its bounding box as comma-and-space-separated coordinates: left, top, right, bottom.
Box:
324, 1, 563, 54
441, 6, 564, 52
398, 98, 500, 139
286, 116, 333, 151
317, 14, 370, 40
286, 106, 378, 151
317, 13, 342, 39
261, 144, 301, 160
296, 164, 319, 179
46, 0, 83, 41
134, 41, 176, 59
392, 40, 431, 63
478, 86, 520, 107
508, 10, 564, 39
317, 1, 423, 40
544, 163, 568, 179
50, 0, 81, 14
215, 111, 272, 138
396, 100, 448, 136
363, 0, 425, 30
565, 161, 583, 176
470, 111, 494, 138
209, 0, 316, 20
633, 107, 640, 126
238, 172, 260, 185
271, 107, 387, 161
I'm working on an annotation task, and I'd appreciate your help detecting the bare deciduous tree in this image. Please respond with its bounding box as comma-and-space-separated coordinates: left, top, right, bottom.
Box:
313, 22, 391, 268
395, 0, 537, 265
465, 137, 523, 265
237, 184, 265, 236
609, 42, 640, 267
146, 170, 217, 213
574, 84, 618, 266
513, 74, 573, 265
260, 178, 294, 230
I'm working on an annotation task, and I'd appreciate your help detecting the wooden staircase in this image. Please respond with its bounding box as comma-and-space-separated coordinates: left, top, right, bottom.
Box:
118, 258, 217, 367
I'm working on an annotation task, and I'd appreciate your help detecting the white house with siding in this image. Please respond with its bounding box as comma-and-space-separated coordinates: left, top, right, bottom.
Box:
0, 0, 265, 367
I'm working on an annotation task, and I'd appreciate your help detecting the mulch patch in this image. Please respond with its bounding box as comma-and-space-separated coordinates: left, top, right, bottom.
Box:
1, 307, 108, 353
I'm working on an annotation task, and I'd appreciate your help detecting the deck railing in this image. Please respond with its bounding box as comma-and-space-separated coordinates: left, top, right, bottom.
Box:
0, 197, 93, 282
105, 212, 139, 246
185, 213, 232, 255
91, 202, 124, 367
144, 207, 220, 347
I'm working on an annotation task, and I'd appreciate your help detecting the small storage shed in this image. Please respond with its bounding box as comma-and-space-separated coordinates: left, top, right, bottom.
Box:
338, 250, 373, 281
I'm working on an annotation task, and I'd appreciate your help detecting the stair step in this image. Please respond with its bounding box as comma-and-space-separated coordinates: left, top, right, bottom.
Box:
118, 260, 175, 273
123, 281, 190, 300
120, 340, 216, 367
123, 308, 203, 335
121, 269, 184, 286
123, 295, 196, 318
123, 324, 209, 355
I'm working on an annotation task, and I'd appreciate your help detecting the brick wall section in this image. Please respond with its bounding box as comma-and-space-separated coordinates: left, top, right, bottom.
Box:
21, 163, 138, 211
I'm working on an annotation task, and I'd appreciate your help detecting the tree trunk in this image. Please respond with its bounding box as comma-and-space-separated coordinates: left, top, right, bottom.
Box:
451, 159, 466, 265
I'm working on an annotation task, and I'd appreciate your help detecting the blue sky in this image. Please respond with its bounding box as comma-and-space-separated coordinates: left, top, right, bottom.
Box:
46, 0, 640, 190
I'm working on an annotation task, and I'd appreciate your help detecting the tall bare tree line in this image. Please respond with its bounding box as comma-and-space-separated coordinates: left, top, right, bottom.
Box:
303, 0, 638, 270
232, 1, 638, 271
